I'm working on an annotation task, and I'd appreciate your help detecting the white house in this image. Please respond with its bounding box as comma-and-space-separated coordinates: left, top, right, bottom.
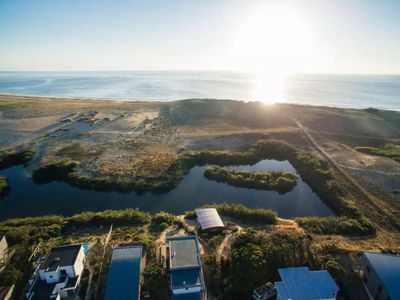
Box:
25, 244, 86, 300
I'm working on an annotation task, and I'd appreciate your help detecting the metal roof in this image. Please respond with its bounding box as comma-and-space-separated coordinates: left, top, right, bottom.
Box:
168, 236, 201, 269
104, 245, 143, 300
275, 267, 339, 300
363, 252, 400, 300
196, 208, 224, 230
40, 244, 82, 272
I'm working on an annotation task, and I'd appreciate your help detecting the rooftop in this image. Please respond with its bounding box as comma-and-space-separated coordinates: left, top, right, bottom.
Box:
363, 251, 400, 300
40, 244, 82, 272
172, 292, 202, 300
104, 245, 143, 300
171, 268, 202, 288
196, 208, 224, 230
29, 279, 58, 300
168, 236, 201, 270
275, 267, 339, 300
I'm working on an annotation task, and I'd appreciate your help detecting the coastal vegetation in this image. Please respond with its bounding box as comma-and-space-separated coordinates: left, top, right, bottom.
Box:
30, 139, 375, 235
295, 216, 374, 236
220, 231, 310, 299
0, 208, 154, 293
204, 167, 297, 194
151, 211, 178, 231
185, 203, 278, 225
0, 175, 9, 196
0, 149, 34, 170
142, 262, 165, 300
355, 143, 400, 162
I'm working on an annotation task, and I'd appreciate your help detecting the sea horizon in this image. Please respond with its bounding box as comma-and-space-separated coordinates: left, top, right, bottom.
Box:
0, 70, 399, 111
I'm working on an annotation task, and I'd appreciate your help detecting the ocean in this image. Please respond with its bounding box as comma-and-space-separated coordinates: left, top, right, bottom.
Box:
0, 71, 399, 111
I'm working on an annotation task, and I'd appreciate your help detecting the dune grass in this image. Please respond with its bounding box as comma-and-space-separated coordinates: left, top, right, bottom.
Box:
355, 143, 400, 162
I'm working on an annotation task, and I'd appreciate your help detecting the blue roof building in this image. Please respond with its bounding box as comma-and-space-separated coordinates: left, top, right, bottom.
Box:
104, 245, 143, 300
274, 267, 339, 300
167, 236, 206, 300
361, 252, 400, 300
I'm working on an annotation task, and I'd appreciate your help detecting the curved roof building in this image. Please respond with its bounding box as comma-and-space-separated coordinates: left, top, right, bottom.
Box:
196, 208, 224, 231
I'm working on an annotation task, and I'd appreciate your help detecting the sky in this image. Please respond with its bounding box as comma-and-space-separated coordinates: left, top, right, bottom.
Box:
0, 0, 400, 74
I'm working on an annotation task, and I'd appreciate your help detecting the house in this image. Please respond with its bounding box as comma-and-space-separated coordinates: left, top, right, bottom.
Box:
361, 251, 400, 300
25, 244, 85, 300
104, 245, 144, 300
0, 235, 8, 269
274, 267, 339, 300
252, 282, 277, 300
196, 208, 224, 231
167, 236, 206, 300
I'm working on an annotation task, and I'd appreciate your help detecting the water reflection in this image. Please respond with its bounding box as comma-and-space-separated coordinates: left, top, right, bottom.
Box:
0, 159, 333, 220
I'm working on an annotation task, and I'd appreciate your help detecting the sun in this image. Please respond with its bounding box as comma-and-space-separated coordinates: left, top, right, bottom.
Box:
231, 4, 316, 104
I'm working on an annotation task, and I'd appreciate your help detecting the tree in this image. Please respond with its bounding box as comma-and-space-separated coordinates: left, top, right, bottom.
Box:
142, 263, 165, 299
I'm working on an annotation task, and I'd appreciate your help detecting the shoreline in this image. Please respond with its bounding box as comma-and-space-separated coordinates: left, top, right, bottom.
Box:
1, 93, 399, 112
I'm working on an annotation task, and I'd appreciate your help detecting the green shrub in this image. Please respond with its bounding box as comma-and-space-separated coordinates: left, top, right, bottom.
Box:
355, 144, 400, 162
0, 265, 22, 285
295, 216, 375, 236
142, 263, 165, 299
324, 256, 346, 280
221, 231, 306, 299
0, 149, 35, 169
151, 211, 178, 232
0, 175, 9, 196
67, 209, 151, 227
204, 167, 297, 194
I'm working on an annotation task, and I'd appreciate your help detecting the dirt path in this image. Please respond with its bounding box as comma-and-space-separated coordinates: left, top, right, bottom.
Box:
215, 226, 242, 265
294, 119, 399, 229
84, 264, 94, 300
337, 163, 400, 176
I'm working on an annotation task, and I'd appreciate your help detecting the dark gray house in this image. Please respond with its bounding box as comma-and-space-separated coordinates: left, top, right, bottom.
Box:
361, 252, 400, 300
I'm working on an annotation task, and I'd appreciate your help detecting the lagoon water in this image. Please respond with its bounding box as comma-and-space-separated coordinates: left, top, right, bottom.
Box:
0, 71, 399, 111
0, 159, 333, 220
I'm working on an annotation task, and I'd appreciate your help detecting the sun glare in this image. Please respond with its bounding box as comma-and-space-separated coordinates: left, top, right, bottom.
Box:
232, 4, 316, 104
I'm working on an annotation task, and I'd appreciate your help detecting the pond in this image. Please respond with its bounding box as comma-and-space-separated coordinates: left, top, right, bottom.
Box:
0, 159, 333, 220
